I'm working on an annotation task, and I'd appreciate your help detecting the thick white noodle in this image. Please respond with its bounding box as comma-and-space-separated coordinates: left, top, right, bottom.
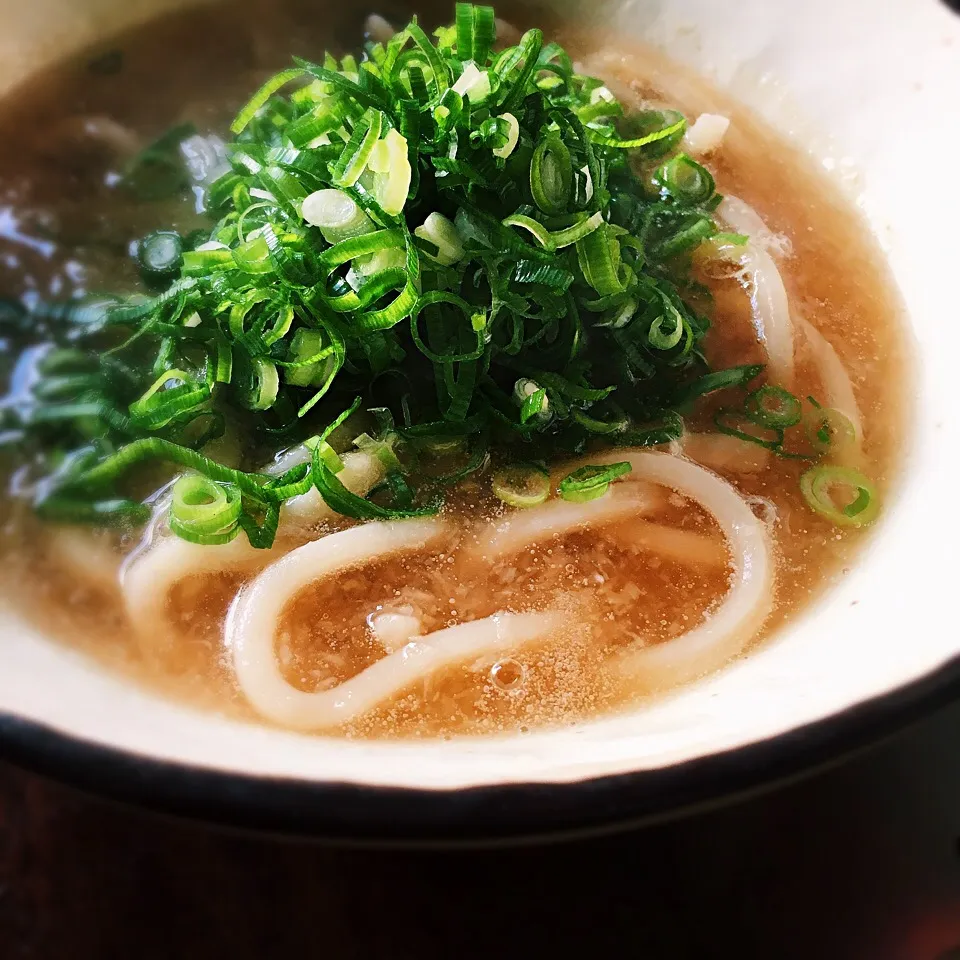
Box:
468, 485, 660, 561
265, 448, 385, 533
121, 534, 284, 656
47, 527, 122, 594
610, 518, 728, 568
797, 315, 864, 443
227, 519, 559, 728
680, 432, 772, 475
123, 447, 384, 652
719, 196, 792, 257
585, 451, 773, 691
719, 196, 795, 388
682, 113, 730, 157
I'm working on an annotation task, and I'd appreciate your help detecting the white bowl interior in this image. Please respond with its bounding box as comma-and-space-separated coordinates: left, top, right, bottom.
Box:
1, 0, 958, 790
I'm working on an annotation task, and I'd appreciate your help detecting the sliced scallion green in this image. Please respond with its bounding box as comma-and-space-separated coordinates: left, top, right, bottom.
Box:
804, 404, 857, 456
13, 5, 756, 542
714, 409, 784, 451
302, 189, 376, 243
493, 112, 519, 158
492, 463, 550, 508
559, 462, 632, 503
331, 108, 384, 187
530, 136, 573, 215
414, 212, 464, 265
655, 154, 716, 205
169, 474, 243, 545
800, 465, 879, 527
745, 385, 803, 429
137, 231, 183, 285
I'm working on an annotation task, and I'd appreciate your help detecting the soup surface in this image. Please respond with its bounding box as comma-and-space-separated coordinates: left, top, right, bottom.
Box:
0, 1, 909, 738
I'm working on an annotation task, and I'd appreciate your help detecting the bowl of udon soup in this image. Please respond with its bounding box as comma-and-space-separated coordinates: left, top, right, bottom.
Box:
0, 0, 956, 841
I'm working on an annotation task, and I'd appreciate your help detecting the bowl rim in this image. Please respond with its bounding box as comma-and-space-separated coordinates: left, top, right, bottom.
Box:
3, 651, 958, 845
1, 0, 957, 843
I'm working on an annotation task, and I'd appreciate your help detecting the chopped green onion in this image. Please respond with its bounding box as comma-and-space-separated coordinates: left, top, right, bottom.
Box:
655, 154, 716, 205
651, 213, 717, 260
493, 112, 520, 158
233, 235, 273, 274
302, 189, 376, 243
331, 109, 384, 187
414, 212, 464, 265
520, 388, 548, 424
673, 365, 763, 407
13, 6, 750, 541
137, 231, 183, 285
530, 136, 573, 215
311, 403, 438, 520
452, 62, 492, 102
410, 291, 486, 364
804, 404, 857, 456
241, 358, 280, 411
503, 213, 553, 249
590, 114, 685, 152
283, 328, 337, 388
513, 378, 550, 424
365, 129, 412, 215
577, 224, 624, 297
129, 369, 208, 429
559, 462, 632, 502
354, 432, 403, 473
169, 474, 242, 545
456, 2, 496, 64
570, 408, 628, 434
714, 409, 784, 450
182, 244, 234, 276
745, 385, 803, 429
492, 463, 550, 508
232, 67, 306, 134
800, 465, 879, 528
549, 211, 603, 249
648, 303, 686, 351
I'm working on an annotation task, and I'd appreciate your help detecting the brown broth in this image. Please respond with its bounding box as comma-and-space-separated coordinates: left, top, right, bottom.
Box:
0, 1, 911, 738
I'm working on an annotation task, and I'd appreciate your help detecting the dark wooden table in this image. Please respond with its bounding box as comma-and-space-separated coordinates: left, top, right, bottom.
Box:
2, 703, 960, 960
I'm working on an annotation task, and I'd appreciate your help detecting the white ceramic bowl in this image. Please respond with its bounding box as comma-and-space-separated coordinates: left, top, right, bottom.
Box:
1, 0, 958, 842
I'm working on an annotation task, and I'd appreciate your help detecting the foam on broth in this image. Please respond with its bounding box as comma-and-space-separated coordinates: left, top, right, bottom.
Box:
0, 0, 910, 738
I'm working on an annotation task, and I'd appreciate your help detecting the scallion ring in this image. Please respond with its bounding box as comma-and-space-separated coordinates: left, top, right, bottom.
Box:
745, 385, 803, 429
137, 231, 183, 285
241, 358, 280, 411
804, 405, 857, 456
414, 212, 464, 265
410, 291, 487, 364
799, 465, 879, 527
576, 224, 624, 297
714, 409, 784, 451
530, 136, 572, 215
558, 461, 632, 503
169, 474, 243, 545
331, 108, 384, 188
302, 189, 376, 244
648, 306, 685, 351
655, 154, 716, 205
492, 463, 550, 508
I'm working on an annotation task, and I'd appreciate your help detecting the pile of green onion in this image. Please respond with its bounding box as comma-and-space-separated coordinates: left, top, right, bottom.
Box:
0, 4, 878, 544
